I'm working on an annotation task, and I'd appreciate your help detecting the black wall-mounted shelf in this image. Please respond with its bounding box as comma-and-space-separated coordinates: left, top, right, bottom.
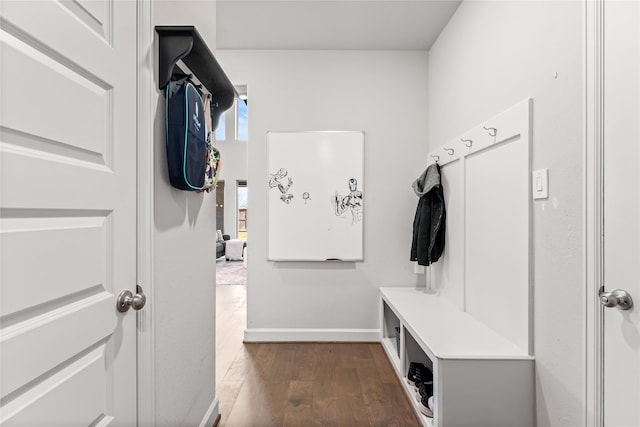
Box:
156, 25, 236, 129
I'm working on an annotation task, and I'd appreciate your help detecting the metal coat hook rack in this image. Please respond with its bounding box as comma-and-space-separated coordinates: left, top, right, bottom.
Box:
483, 126, 497, 137
425, 98, 531, 173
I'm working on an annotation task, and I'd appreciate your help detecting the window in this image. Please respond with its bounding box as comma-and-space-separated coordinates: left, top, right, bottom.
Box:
238, 209, 246, 233
215, 112, 225, 142
237, 97, 248, 141
214, 85, 247, 142
237, 181, 247, 239
216, 181, 225, 233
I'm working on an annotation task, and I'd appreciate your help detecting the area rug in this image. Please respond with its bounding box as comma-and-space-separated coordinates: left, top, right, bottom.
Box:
216, 260, 246, 285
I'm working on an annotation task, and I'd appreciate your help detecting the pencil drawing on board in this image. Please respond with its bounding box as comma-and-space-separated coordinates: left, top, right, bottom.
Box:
334, 178, 363, 224
269, 168, 294, 204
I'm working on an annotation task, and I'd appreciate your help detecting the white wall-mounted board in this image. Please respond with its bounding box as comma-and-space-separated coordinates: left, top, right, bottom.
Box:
431, 158, 465, 310
423, 98, 532, 354
465, 135, 530, 353
267, 131, 364, 261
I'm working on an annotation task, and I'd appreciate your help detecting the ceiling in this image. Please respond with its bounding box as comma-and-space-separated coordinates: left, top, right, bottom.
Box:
216, 1, 462, 51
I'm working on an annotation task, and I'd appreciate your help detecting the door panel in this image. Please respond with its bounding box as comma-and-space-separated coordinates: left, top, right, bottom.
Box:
2, 346, 110, 427
1, 29, 110, 158
1, 214, 107, 316
61, 0, 112, 44
603, 0, 640, 425
0, 1, 136, 425
1, 294, 114, 396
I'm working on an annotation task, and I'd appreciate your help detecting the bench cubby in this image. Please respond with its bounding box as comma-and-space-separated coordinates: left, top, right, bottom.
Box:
380, 287, 535, 427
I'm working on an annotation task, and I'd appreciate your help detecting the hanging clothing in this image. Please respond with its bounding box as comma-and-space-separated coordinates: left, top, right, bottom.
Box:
410, 163, 446, 266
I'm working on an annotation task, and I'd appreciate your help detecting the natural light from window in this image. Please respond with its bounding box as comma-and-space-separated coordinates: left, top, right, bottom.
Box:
213, 96, 247, 142
237, 99, 248, 141
215, 112, 225, 141
237, 183, 247, 239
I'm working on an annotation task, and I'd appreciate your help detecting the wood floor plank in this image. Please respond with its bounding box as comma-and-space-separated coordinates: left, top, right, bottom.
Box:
335, 342, 369, 369
270, 346, 296, 383
351, 342, 375, 360
382, 380, 422, 426
355, 349, 404, 426
221, 373, 264, 426
368, 343, 397, 383
258, 380, 290, 426
335, 367, 369, 426
283, 380, 313, 427
256, 345, 297, 425
311, 343, 339, 426
221, 343, 277, 427
216, 380, 244, 425
355, 358, 385, 405
292, 343, 316, 381
216, 284, 247, 385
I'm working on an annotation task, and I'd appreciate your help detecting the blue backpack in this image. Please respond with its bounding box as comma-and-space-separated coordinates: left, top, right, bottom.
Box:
165, 77, 207, 190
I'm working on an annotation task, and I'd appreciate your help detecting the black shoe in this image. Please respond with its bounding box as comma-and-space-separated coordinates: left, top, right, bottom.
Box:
416, 381, 434, 418
406, 362, 432, 387
418, 394, 434, 418
414, 380, 433, 402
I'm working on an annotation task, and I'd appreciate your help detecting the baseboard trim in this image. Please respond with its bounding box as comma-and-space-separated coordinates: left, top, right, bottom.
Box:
243, 328, 381, 342
198, 397, 219, 427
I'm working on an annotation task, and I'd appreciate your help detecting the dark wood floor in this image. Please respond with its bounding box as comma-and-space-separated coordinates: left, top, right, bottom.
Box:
216, 342, 421, 427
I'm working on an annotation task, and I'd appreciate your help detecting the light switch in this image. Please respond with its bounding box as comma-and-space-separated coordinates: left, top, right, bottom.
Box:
532, 169, 549, 199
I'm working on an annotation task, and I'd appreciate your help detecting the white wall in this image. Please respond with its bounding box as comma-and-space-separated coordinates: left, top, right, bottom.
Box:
217, 50, 430, 339
427, 2, 584, 426
152, 1, 218, 425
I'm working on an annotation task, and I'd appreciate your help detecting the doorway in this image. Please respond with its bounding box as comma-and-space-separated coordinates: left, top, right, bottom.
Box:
215, 89, 249, 393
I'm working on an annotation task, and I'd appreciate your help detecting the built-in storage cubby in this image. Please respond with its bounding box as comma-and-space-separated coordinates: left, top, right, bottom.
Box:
381, 302, 401, 364
380, 287, 535, 427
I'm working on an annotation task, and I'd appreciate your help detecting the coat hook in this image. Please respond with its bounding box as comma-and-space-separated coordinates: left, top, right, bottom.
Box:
444, 147, 454, 155
461, 138, 473, 147
483, 126, 497, 137
430, 154, 440, 163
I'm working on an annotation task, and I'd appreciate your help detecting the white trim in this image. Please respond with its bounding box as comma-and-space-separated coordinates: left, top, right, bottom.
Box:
198, 397, 220, 427
244, 328, 380, 342
526, 100, 535, 356
136, 0, 156, 425
427, 98, 531, 168
584, 0, 604, 425
432, 98, 532, 354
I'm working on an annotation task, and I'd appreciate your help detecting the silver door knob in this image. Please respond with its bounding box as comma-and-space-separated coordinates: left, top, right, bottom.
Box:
116, 286, 146, 312
599, 288, 633, 310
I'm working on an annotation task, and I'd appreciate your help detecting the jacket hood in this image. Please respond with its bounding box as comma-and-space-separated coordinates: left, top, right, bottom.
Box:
412, 163, 441, 197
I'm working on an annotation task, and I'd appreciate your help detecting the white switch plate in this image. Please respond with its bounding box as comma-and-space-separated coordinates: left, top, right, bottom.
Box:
414, 264, 425, 274
532, 169, 549, 199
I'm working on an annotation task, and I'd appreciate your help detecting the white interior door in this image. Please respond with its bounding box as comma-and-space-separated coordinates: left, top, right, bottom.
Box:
0, 1, 137, 425
603, 0, 640, 425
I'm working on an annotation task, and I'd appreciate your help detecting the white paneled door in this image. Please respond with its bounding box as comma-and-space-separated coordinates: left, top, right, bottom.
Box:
603, 0, 640, 425
0, 1, 137, 425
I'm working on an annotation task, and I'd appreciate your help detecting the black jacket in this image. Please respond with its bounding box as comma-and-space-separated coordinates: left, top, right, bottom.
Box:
410, 163, 446, 266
